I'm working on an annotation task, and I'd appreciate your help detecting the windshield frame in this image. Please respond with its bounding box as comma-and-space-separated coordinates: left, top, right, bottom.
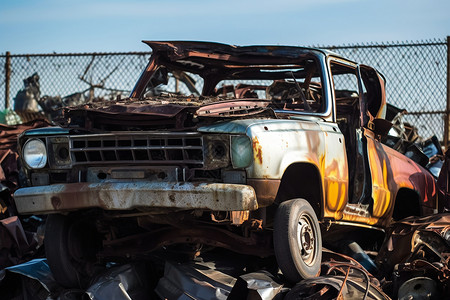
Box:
130, 43, 333, 121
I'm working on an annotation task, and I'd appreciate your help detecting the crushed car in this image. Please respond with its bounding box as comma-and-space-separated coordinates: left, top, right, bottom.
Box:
375, 213, 450, 298
12, 41, 438, 289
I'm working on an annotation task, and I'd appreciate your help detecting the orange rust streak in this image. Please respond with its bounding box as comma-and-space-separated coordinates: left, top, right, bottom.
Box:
252, 137, 263, 164
323, 158, 348, 218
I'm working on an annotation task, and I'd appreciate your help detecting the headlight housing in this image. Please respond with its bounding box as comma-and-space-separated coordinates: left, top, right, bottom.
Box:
23, 138, 47, 169
231, 135, 253, 168
203, 135, 230, 169
48, 137, 71, 168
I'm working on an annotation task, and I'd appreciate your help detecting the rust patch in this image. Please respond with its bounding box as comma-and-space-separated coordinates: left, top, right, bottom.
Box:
51, 196, 61, 210
247, 179, 280, 207
169, 194, 175, 202
252, 137, 263, 164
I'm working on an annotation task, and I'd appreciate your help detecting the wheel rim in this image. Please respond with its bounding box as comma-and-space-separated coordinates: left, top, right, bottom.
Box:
296, 213, 317, 266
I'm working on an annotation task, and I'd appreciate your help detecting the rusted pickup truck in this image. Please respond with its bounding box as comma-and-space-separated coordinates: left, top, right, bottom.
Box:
14, 41, 437, 287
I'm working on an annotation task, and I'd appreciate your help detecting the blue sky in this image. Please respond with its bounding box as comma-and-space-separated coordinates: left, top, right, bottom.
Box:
1, 0, 449, 54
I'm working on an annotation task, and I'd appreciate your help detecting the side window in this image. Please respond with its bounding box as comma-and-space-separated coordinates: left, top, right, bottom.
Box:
330, 62, 363, 127
331, 62, 385, 129
330, 62, 360, 100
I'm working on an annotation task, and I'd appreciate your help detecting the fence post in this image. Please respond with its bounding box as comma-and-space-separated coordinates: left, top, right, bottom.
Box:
4, 51, 11, 109
446, 37, 450, 150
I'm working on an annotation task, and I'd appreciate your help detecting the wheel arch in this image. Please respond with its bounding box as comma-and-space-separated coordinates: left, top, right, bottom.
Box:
392, 187, 421, 221
275, 162, 324, 219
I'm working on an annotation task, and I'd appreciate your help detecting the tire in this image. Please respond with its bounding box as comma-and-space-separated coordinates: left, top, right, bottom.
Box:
274, 199, 322, 283
44, 214, 101, 288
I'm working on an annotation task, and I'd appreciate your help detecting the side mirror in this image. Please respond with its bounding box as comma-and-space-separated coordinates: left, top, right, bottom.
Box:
368, 118, 392, 137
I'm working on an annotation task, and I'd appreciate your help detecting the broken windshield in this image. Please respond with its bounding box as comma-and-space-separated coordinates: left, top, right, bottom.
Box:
134, 47, 325, 114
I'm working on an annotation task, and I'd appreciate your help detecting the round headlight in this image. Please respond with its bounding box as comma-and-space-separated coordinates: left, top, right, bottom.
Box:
23, 139, 47, 169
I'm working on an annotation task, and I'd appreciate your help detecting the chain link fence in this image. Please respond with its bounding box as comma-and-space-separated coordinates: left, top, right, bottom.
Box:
0, 51, 151, 106
1, 38, 449, 142
321, 39, 448, 141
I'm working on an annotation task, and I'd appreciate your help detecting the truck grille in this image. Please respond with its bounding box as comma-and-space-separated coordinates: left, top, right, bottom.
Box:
69, 133, 203, 165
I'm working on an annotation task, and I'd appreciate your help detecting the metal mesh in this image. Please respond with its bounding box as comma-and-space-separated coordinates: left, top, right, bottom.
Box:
1, 39, 448, 140
1, 52, 151, 106
322, 40, 447, 139
0, 57, 5, 105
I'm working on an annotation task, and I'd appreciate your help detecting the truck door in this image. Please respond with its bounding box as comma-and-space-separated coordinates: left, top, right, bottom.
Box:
330, 60, 372, 210
357, 65, 393, 218
331, 59, 393, 221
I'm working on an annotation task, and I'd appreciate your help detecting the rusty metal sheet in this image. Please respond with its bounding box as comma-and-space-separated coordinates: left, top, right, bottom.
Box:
283, 249, 390, 299
14, 181, 258, 214
63, 98, 276, 130
69, 102, 196, 117
0, 216, 41, 269
375, 213, 450, 277
285, 275, 390, 300
247, 179, 281, 207
62, 100, 200, 130
155, 260, 234, 300
196, 100, 270, 118
142, 41, 318, 65
362, 132, 438, 227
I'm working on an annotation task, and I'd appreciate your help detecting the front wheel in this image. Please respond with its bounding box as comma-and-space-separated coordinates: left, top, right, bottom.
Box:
44, 214, 102, 288
274, 199, 322, 283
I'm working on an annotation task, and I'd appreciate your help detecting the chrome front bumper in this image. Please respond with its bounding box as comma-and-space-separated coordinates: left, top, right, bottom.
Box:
14, 181, 258, 214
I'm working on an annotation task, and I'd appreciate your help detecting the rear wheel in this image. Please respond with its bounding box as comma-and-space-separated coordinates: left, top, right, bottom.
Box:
274, 199, 322, 283
44, 214, 101, 288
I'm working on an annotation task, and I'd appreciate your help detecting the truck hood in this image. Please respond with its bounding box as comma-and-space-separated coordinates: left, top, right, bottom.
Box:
58, 97, 278, 131
53, 97, 322, 133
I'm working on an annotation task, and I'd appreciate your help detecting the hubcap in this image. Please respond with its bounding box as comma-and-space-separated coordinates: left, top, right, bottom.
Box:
297, 214, 316, 266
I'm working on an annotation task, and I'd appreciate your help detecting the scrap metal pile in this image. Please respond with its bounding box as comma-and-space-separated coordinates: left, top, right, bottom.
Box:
1, 216, 450, 299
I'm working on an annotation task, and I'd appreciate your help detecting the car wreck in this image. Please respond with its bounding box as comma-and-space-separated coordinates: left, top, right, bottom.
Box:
12, 41, 438, 289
